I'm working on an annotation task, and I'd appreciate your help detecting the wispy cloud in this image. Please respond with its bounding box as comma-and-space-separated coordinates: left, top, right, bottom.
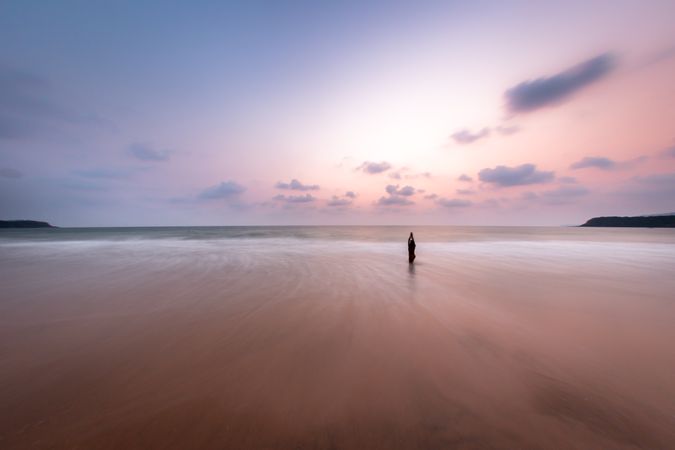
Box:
479, 164, 554, 187
661, 146, 675, 158
456, 189, 474, 195
570, 156, 616, 170
128, 143, 171, 162
505, 53, 617, 113
275, 179, 320, 191
357, 161, 391, 174
436, 197, 472, 208
0, 167, 22, 178
451, 128, 490, 145
457, 174, 473, 182
0, 64, 109, 139
74, 167, 140, 179
539, 185, 590, 204
496, 125, 521, 136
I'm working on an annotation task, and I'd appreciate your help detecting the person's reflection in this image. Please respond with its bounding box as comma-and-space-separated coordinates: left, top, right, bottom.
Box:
408, 232, 416, 264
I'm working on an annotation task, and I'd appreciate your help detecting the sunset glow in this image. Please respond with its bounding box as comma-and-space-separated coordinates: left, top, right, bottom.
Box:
1, 1, 674, 225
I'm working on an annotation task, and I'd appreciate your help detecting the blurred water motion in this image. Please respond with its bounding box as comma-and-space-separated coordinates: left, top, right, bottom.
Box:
1, 226, 674, 449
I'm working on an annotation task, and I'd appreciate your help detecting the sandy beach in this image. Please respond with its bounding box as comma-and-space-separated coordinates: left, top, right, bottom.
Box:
1, 227, 674, 449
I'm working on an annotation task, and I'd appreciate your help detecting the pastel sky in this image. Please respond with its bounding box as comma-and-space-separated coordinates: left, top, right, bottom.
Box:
1, 0, 674, 226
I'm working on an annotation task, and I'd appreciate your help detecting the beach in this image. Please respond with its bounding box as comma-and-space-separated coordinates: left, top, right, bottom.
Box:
1, 226, 674, 449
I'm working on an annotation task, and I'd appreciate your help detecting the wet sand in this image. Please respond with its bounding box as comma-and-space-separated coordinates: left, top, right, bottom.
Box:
1, 232, 674, 449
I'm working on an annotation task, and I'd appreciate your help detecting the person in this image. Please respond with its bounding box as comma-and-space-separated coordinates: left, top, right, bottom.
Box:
408, 232, 416, 263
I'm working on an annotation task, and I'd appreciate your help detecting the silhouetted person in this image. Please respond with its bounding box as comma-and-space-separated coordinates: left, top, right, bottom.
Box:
408, 232, 416, 263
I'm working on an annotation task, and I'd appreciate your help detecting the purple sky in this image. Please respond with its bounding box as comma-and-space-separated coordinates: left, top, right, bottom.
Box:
1, 1, 674, 226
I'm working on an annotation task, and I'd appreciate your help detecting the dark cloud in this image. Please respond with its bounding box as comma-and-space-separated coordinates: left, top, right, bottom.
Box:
570, 156, 616, 170
0, 167, 22, 178
457, 174, 472, 182
505, 53, 616, 113
385, 184, 416, 196
128, 143, 171, 162
357, 161, 391, 174
479, 163, 554, 187
273, 193, 316, 203
275, 178, 320, 191
345, 191, 357, 198
199, 181, 246, 199
451, 127, 490, 145
436, 197, 472, 208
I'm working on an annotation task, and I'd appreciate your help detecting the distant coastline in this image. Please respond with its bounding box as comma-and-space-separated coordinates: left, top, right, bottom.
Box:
580, 215, 675, 228
0, 220, 55, 229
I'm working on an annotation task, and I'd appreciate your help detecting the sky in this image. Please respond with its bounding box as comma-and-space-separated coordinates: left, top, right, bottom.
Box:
1, 0, 674, 226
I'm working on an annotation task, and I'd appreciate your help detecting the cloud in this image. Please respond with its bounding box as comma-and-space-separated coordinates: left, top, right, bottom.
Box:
0, 167, 22, 178
326, 196, 352, 207
385, 184, 416, 196
199, 181, 246, 199
479, 163, 555, 187
0, 64, 108, 139
389, 168, 431, 180
558, 176, 578, 184
74, 167, 139, 179
457, 174, 473, 182
357, 161, 391, 174
273, 193, 316, 203
661, 146, 675, 158
376, 195, 414, 206
570, 155, 648, 170
539, 185, 590, 204
128, 143, 171, 162
424, 193, 438, 200
275, 178, 320, 191
326, 191, 356, 207
376, 184, 416, 206
634, 172, 675, 187
451, 128, 490, 145
496, 125, 521, 136
570, 156, 616, 170
456, 189, 474, 195
642, 45, 675, 67
436, 197, 472, 208
505, 53, 617, 113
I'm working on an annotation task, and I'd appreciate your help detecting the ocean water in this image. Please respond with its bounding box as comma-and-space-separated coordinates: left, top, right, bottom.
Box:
1, 226, 674, 449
